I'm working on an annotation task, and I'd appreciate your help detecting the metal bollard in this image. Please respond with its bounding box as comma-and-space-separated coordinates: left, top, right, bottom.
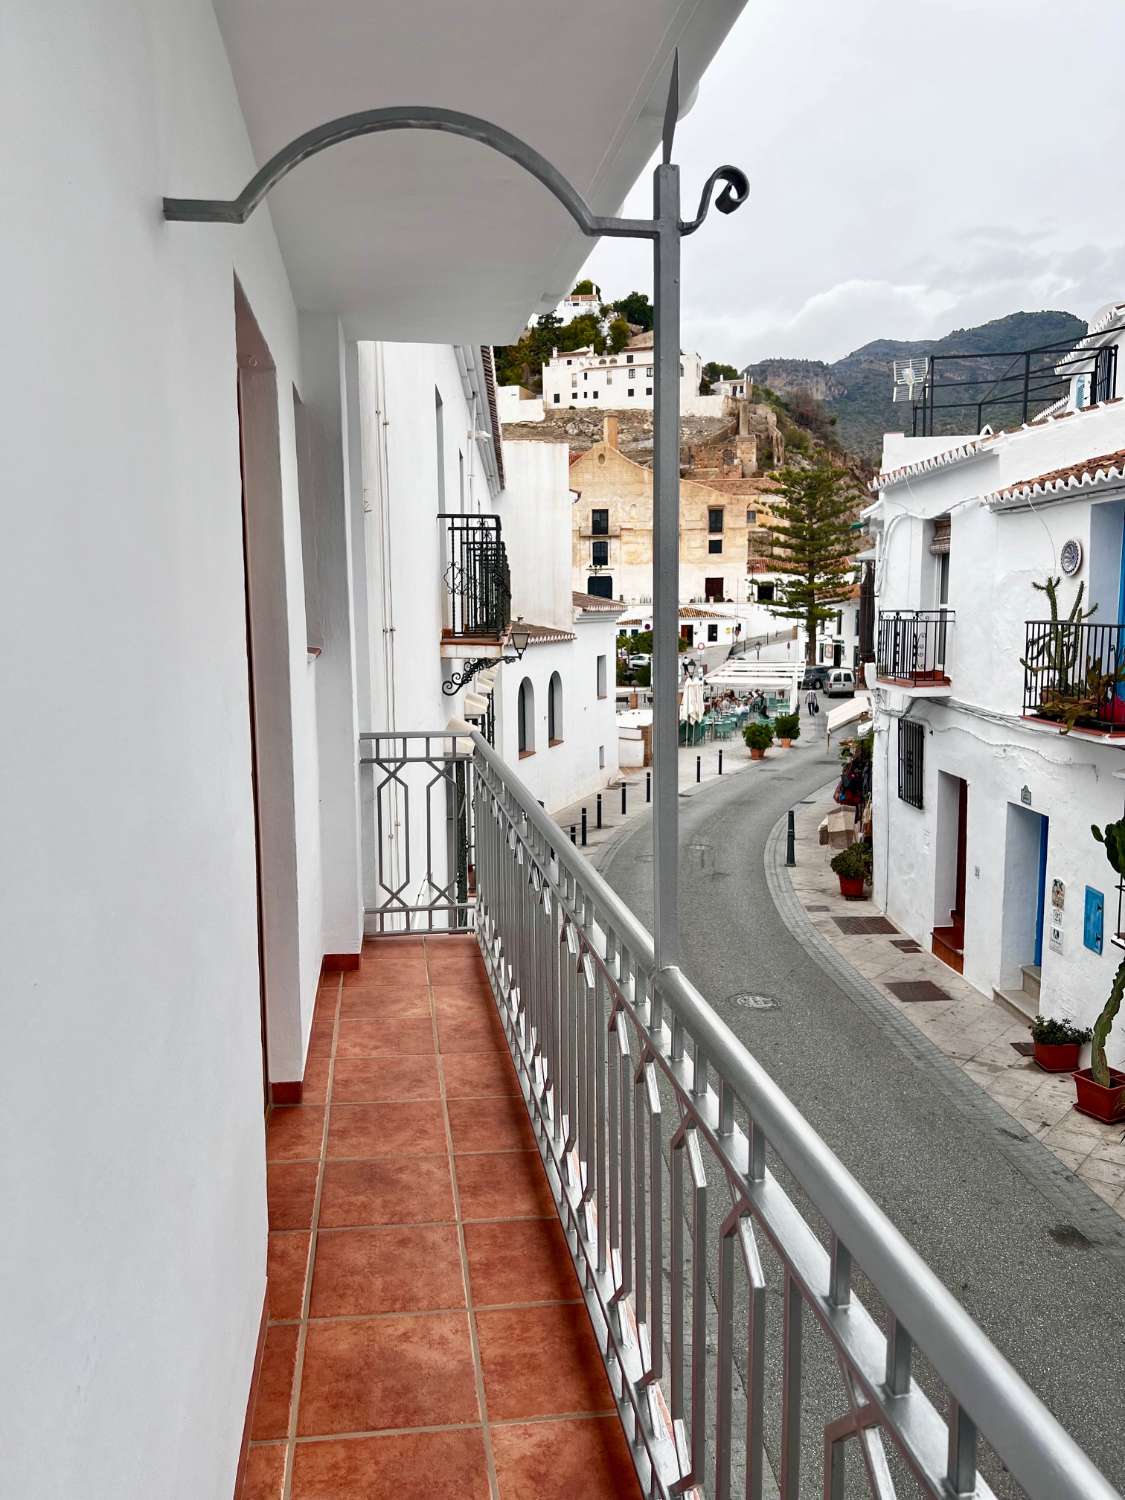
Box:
646, 770, 651, 803
696, 755, 702, 783
570, 824, 577, 845
718, 748, 723, 775
581, 807, 587, 846
596, 793, 603, 829
786, 808, 796, 866
621, 782, 627, 815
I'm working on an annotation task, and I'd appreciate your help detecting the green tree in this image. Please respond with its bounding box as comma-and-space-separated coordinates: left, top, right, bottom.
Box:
571, 278, 596, 296
761, 464, 860, 662
703, 360, 739, 383
609, 290, 654, 331
492, 310, 607, 395
608, 316, 631, 354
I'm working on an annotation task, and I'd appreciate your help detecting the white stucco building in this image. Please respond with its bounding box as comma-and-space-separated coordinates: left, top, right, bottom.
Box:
540, 283, 605, 326
542, 333, 717, 414
3, 4, 745, 1497
868, 302, 1125, 1063
711, 375, 753, 399
493, 441, 622, 810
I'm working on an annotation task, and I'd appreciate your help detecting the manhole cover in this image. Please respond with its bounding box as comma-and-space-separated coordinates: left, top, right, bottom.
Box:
729, 993, 780, 1011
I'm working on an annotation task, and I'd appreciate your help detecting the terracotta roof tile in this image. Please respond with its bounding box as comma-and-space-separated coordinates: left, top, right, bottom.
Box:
985, 446, 1125, 508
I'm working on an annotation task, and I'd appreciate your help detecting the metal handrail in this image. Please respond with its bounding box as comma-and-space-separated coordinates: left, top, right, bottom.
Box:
468, 726, 1118, 1500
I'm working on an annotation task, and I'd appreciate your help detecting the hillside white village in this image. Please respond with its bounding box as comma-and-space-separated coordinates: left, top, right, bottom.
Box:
8, 5, 1125, 1500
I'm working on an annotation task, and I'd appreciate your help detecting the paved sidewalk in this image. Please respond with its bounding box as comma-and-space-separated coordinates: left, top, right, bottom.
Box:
788, 785, 1125, 1217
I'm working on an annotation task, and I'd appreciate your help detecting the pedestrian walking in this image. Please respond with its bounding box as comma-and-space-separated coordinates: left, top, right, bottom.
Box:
805, 688, 820, 716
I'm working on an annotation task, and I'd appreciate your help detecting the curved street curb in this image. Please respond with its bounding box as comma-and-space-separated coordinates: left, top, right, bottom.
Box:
764, 792, 1125, 1270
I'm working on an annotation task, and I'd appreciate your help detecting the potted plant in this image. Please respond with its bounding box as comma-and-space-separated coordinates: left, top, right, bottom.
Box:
1030, 1015, 1091, 1074
743, 721, 774, 760
1074, 819, 1125, 1121
830, 839, 872, 900
774, 711, 800, 748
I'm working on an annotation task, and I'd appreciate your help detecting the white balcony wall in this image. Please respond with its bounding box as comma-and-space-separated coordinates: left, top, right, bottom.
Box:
2, 3, 335, 1497
499, 440, 576, 633
355, 341, 493, 931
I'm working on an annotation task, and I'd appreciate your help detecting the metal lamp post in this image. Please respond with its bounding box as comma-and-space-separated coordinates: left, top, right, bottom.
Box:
165, 55, 748, 974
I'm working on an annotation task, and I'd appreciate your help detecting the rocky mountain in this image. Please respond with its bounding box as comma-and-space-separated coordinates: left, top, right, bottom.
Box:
745, 310, 1087, 460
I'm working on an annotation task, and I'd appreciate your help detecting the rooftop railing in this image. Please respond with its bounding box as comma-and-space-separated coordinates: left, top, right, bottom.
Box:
360, 727, 1120, 1499
909, 324, 1120, 438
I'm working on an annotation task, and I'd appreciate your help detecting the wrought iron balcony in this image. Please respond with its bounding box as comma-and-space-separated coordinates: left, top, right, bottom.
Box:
440, 512, 511, 641
876, 608, 954, 687
1023, 620, 1125, 734
357, 728, 1116, 1500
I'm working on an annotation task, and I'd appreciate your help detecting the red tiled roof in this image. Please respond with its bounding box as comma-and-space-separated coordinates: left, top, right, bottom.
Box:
522, 622, 577, 644
985, 446, 1125, 508
572, 591, 624, 613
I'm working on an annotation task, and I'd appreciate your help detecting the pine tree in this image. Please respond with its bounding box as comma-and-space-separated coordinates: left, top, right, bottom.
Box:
761, 463, 860, 663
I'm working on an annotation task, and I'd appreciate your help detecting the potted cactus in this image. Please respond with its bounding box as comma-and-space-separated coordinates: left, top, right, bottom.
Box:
774, 711, 800, 748
830, 839, 872, 900
1074, 819, 1125, 1120
743, 721, 774, 760
1030, 1015, 1090, 1074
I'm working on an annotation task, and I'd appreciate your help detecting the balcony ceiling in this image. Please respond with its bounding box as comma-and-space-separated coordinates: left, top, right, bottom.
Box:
210, 0, 745, 343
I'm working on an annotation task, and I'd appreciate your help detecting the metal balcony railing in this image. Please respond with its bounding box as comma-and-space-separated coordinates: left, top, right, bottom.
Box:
1023, 620, 1125, 734
358, 728, 1118, 1500
876, 609, 954, 685
440, 512, 511, 640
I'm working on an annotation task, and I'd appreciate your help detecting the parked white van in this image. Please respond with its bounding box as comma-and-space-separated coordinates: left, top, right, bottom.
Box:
825, 668, 856, 697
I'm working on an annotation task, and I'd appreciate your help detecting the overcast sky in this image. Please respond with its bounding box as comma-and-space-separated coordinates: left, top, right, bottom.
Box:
580, 0, 1125, 368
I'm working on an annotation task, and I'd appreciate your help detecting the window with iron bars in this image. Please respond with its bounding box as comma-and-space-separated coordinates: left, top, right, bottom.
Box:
898, 718, 924, 808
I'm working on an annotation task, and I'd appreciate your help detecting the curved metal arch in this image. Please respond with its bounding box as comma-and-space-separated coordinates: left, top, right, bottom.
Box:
163, 104, 657, 240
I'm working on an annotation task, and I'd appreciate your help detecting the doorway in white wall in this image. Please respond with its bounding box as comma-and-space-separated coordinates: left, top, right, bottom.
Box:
235, 280, 303, 1104
998, 803, 1048, 1018
932, 771, 968, 975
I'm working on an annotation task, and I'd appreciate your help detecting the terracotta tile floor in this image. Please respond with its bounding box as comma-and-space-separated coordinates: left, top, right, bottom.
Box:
240, 935, 640, 1500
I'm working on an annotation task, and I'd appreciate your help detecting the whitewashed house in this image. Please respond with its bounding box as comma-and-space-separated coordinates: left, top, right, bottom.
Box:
542, 334, 717, 414
493, 441, 623, 810
869, 301, 1125, 1061
3, 5, 746, 1497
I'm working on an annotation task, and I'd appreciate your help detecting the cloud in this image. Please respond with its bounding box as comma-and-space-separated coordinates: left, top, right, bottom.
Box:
696, 279, 960, 365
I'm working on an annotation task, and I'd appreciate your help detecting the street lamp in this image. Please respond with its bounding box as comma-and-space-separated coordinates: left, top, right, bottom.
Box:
507, 620, 530, 659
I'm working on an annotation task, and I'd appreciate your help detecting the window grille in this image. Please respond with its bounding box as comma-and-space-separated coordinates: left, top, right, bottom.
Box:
898, 718, 924, 808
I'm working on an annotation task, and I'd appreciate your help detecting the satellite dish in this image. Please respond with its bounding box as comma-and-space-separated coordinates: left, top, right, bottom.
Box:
892, 357, 929, 404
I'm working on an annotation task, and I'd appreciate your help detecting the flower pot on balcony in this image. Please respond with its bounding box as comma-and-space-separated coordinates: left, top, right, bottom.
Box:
837, 874, 866, 900
1033, 1040, 1081, 1073
1073, 1067, 1125, 1122
779, 737, 792, 749
749, 747, 764, 760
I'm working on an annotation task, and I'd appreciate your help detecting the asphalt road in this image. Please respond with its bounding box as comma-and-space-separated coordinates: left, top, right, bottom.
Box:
601, 733, 1125, 1495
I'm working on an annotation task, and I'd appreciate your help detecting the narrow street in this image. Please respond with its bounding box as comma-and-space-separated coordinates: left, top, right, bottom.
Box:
600, 733, 1125, 1489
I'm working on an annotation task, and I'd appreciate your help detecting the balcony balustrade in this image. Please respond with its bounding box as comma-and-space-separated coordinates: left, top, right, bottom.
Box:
1023, 619, 1125, 734
440, 512, 511, 642
876, 609, 954, 688
357, 728, 1116, 1500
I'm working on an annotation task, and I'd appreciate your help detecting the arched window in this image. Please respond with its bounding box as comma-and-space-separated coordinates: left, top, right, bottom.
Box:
517, 678, 535, 757
548, 672, 563, 744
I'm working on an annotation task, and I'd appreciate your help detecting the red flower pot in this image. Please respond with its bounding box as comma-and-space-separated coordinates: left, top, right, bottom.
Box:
838, 874, 866, 900
1033, 1040, 1080, 1073
1073, 1066, 1125, 1122
749, 748, 764, 760
779, 737, 792, 748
